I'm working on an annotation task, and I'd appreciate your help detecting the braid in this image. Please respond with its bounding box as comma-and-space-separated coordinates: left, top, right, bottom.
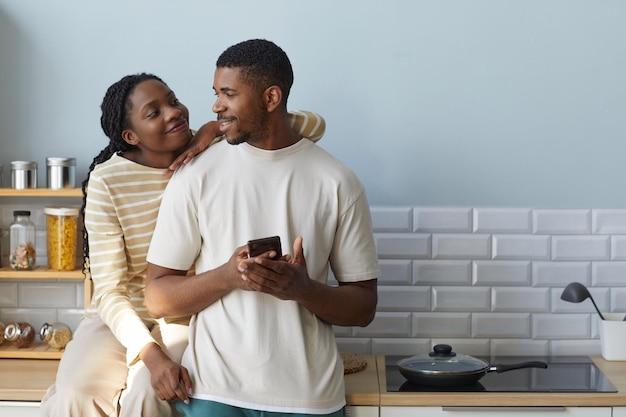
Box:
81, 73, 166, 276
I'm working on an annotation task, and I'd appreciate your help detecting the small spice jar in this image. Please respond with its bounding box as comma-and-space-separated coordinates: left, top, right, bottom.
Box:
46, 157, 76, 189
9, 210, 36, 270
44, 207, 79, 270
10, 161, 38, 189
4, 321, 35, 348
40, 322, 72, 349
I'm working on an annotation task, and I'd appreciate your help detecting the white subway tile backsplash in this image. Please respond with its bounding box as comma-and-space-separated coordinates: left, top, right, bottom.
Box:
551, 287, 609, 314
413, 260, 471, 285
532, 314, 591, 339
333, 325, 352, 337
610, 235, 626, 260
532, 261, 590, 287
490, 339, 549, 356
592, 261, 626, 286
76, 282, 85, 308
433, 339, 490, 357
533, 209, 591, 234
550, 339, 601, 356
377, 287, 430, 312
473, 261, 531, 286
10, 204, 626, 358
432, 234, 491, 260
0, 282, 18, 306
591, 316, 602, 338
432, 287, 490, 312
57, 309, 86, 331
593, 209, 626, 234
473, 208, 531, 234
19, 282, 76, 307
375, 233, 431, 259
609, 287, 626, 312
353, 312, 412, 338
378, 259, 413, 285
413, 207, 472, 233
493, 235, 550, 260
412, 313, 471, 338
491, 287, 550, 312
371, 338, 431, 356
370, 206, 413, 232
472, 313, 530, 338
552, 235, 610, 261
335, 338, 372, 355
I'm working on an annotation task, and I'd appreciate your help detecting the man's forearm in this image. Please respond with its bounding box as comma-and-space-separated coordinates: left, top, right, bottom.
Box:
297, 279, 378, 327
145, 265, 232, 318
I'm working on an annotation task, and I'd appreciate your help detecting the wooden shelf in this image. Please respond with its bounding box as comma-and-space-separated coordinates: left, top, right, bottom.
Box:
0, 341, 64, 359
0, 188, 82, 198
0, 266, 84, 279
0, 187, 84, 360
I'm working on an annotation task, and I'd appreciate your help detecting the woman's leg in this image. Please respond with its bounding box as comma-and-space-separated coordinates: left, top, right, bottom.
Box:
119, 320, 189, 417
40, 315, 128, 417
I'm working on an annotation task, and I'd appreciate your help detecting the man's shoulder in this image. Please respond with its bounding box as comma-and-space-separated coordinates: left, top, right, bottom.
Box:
305, 143, 360, 179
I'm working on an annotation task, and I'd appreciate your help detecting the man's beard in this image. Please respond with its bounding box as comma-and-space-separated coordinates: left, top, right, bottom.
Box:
225, 109, 268, 146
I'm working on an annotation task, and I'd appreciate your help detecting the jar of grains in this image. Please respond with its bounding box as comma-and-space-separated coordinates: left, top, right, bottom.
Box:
0, 321, 5, 345
4, 321, 35, 348
44, 207, 78, 270
40, 322, 72, 349
9, 210, 36, 270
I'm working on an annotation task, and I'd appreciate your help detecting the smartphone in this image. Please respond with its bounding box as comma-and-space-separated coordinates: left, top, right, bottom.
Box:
247, 236, 282, 260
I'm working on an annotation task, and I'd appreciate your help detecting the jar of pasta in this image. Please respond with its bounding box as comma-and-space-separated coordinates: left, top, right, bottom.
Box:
40, 322, 72, 349
44, 207, 79, 271
4, 321, 35, 348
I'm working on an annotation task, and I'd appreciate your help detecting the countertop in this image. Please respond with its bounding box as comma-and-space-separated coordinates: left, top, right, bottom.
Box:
0, 356, 382, 404
4, 355, 626, 407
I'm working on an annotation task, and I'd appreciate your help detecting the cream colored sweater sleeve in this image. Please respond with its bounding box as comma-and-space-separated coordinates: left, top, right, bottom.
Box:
85, 164, 157, 366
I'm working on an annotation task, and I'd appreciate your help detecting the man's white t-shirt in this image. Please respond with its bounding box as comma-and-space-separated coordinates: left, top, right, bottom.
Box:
147, 138, 380, 414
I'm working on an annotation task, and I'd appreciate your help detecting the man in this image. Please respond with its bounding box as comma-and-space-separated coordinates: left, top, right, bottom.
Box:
145, 39, 379, 417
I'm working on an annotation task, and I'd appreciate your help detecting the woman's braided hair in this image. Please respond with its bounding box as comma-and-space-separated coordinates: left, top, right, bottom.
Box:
80, 73, 166, 276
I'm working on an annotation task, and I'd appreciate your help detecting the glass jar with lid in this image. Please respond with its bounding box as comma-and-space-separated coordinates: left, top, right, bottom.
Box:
4, 321, 35, 348
40, 322, 72, 349
44, 207, 79, 270
9, 210, 36, 270
0, 321, 5, 345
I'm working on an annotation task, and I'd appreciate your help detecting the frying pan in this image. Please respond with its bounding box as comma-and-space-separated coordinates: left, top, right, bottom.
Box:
397, 344, 548, 387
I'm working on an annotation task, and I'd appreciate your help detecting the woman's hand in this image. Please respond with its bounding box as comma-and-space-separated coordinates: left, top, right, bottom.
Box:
163, 121, 222, 175
140, 342, 192, 404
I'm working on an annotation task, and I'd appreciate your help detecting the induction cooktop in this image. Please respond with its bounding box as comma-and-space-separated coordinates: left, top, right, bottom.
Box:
385, 355, 618, 393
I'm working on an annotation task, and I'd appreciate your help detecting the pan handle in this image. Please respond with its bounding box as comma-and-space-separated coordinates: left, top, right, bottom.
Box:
489, 361, 548, 373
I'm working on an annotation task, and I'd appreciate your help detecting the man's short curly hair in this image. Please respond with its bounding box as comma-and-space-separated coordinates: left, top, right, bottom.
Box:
216, 39, 293, 105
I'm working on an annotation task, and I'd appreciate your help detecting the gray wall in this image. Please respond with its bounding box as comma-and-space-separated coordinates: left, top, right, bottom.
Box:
1, 0, 626, 207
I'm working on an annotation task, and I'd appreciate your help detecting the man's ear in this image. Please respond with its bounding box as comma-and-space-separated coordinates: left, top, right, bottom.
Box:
264, 85, 282, 112
121, 129, 139, 146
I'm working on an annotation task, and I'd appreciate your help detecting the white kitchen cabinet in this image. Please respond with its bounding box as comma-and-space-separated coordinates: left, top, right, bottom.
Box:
612, 408, 626, 417
381, 406, 611, 417
0, 401, 40, 417
347, 405, 379, 417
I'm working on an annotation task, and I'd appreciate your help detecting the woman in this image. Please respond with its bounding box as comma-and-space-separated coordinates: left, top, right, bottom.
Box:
40, 73, 325, 417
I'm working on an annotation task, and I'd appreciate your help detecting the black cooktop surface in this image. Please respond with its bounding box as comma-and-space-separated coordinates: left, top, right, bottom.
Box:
386, 355, 618, 393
